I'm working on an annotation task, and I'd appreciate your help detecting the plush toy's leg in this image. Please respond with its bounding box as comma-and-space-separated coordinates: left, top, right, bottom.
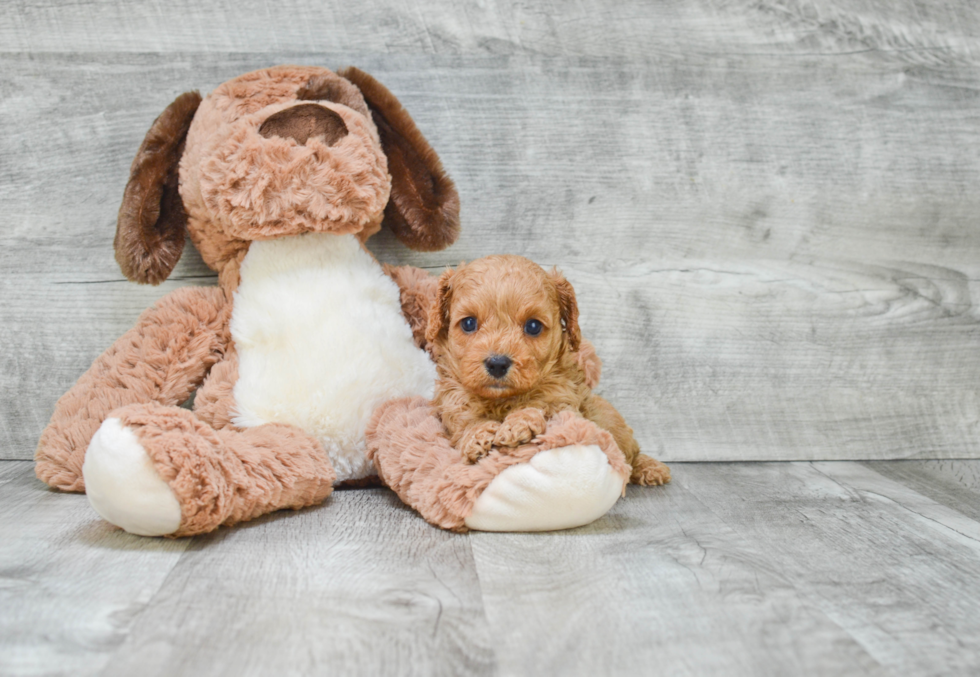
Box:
366, 398, 632, 532
35, 287, 231, 492
83, 402, 334, 537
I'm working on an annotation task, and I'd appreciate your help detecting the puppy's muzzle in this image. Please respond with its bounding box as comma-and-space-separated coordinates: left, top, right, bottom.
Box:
484, 355, 512, 379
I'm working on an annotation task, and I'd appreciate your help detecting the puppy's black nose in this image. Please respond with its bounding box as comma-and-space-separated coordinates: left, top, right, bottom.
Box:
484, 355, 512, 379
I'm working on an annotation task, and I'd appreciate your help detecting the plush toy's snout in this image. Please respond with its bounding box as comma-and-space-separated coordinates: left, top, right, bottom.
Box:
115, 65, 461, 287
258, 103, 349, 146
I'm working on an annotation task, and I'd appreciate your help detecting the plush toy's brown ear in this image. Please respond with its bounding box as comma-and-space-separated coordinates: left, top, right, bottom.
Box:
115, 91, 201, 285
550, 269, 582, 352
425, 267, 458, 346
337, 67, 460, 252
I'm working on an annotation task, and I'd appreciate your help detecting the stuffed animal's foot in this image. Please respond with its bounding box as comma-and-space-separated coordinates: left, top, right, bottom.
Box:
463, 443, 624, 531
83, 403, 335, 537
84, 417, 183, 536
630, 453, 671, 486
492, 408, 547, 449
367, 398, 633, 532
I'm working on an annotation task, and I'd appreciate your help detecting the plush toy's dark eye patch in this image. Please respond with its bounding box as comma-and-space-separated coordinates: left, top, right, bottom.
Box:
295, 75, 370, 118
297, 77, 348, 104
460, 317, 478, 334
259, 104, 349, 146
524, 319, 543, 336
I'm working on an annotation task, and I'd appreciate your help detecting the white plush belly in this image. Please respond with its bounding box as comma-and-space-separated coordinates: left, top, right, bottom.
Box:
231, 233, 435, 482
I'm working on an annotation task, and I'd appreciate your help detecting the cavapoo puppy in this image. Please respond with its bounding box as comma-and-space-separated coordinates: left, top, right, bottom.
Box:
425, 255, 670, 486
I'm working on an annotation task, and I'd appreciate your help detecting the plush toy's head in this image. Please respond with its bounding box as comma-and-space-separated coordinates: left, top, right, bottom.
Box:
115, 65, 460, 287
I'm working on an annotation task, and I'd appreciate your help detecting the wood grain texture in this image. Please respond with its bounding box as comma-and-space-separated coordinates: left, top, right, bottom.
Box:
7, 459, 980, 675
8, 3, 980, 675
4, 0, 980, 461
678, 461, 980, 675
0, 462, 189, 677
863, 459, 980, 523
469, 482, 885, 676
569, 260, 980, 462
98, 487, 494, 677
1, 0, 977, 58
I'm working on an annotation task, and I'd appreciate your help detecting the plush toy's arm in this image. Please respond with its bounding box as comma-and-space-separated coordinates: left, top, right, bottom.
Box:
35, 286, 232, 492
383, 264, 438, 350
366, 397, 631, 532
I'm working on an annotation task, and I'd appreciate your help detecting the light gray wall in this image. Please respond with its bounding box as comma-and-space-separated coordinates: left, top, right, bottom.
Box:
3, 0, 979, 460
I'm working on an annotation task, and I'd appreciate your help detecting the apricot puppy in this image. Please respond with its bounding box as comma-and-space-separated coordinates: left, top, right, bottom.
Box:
425, 255, 670, 486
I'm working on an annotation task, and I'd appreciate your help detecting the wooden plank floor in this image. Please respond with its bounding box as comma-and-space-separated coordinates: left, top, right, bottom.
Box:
4, 1, 979, 674
4, 458, 980, 676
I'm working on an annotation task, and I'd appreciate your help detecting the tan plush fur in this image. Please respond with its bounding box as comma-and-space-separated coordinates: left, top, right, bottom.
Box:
35, 287, 232, 492
192, 348, 240, 432
36, 65, 634, 537
383, 263, 440, 350
365, 397, 630, 531
197, 99, 389, 240
427, 255, 670, 485
35, 66, 460, 536
338, 67, 461, 252
115, 402, 334, 537
173, 66, 460, 288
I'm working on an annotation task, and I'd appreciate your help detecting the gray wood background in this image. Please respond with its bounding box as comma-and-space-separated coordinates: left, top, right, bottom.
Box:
6, 4, 980, 675
7, 457, 980, 675
3, 0, 980, 462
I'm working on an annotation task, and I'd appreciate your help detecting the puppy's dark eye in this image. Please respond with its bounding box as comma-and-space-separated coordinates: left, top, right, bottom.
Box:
524, 319, 543, 336
460, 317, 478, 334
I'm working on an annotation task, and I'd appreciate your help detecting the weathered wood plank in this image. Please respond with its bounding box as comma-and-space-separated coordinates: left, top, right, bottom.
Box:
814, 461, 980, 551
5, 4, 980, 674
569, 260, 980, 462
1, 0, 977, 59
6, 1, 980, 461
9, 255, 978, 462
677, 461, 980, 674
862, 460, 980, 524
0, 461, 189, 677
98, 488, 494, 677
469, 478, 884, 676
4, 49, 980, 461
8, 459, 980, 675
0, 460, 30, 483
4, 48, 980, 270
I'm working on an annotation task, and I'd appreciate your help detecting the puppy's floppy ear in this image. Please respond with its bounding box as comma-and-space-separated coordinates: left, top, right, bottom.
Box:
425, 267, 458, 346
550, 269, 582, 352
115, 91, 201, 285
337, 67, 460, 252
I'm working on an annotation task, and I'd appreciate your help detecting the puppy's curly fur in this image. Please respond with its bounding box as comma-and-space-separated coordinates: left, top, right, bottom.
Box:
427, 255, 670, 486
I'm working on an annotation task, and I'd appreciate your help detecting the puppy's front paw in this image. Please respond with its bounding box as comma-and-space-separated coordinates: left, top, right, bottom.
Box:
459, 421, 501, 464
494, 408, 548, 448
630, 453, 671, 486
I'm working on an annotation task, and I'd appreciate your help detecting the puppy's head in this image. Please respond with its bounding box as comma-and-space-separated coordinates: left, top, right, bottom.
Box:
427, 255, 581, 399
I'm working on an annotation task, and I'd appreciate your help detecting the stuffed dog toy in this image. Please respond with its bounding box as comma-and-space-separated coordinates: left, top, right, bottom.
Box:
426, 255, 670, 486
36, 65, 641, 536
